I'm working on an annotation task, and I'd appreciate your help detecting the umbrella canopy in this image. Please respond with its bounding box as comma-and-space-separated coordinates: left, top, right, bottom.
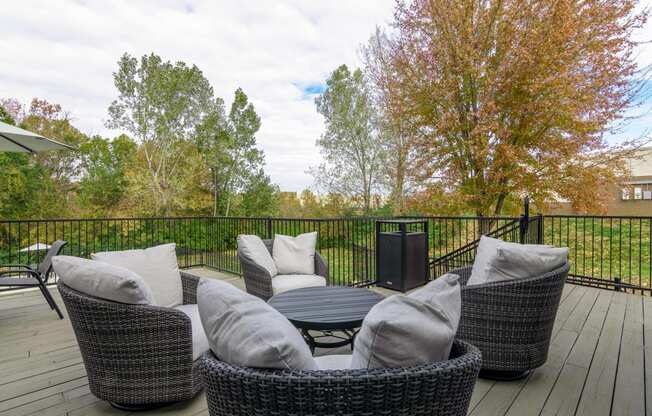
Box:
0, 121, 74, 153
19, 243, 52, 252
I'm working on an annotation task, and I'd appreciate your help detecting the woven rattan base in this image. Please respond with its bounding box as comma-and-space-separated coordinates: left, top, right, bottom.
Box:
479, 369, 531, 381
110, 401, 173, 411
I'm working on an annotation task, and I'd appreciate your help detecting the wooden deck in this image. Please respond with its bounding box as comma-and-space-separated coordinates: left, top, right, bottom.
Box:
0, 270, 649, 416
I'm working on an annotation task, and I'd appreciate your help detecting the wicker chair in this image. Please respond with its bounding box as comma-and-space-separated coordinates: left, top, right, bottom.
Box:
452, 262, 570, 380
199, 340, 481, 416
57, 270, 203, 410
238, 239, 329, 301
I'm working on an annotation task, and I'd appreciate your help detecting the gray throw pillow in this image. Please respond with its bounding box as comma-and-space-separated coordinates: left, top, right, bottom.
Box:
469, 235, 567, 285
197, 278, 318, 370
237, 235, 278, 277
91, 243, 183, 308
272, 232, 317, 275
53, 255, 154, 304
350, 273, 461, 369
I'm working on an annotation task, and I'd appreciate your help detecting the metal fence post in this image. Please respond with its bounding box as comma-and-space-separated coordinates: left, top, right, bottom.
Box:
519, 196, 530, 244
267, 217, 272, 239
537, 214, 544, 245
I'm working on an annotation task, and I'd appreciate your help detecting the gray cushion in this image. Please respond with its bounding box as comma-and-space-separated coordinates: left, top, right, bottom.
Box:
272, 232, 317, 275
52, 255, 154, 305
271, 274, 326, 295
92, 243, 183, 308
174, 304, 210, 361
237, 235, 278, 277
468, 235, 568, 285
350, 273, 461, 369
314, 354, 352, 370
197, 278, 318, 370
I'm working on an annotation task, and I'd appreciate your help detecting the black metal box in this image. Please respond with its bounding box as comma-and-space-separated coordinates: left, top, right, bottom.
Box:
376, 219, 429, 292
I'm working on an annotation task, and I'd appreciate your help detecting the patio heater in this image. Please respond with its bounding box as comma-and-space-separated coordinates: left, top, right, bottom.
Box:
375, 219, 429, 292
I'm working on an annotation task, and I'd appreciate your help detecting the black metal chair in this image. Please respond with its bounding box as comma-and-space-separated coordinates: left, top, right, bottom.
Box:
0, 240, 67, 319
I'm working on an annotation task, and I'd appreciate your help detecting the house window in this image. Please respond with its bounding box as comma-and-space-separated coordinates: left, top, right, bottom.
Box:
622, 188, 631, 200
635, 187, 643, 200
644, 191, 652, 200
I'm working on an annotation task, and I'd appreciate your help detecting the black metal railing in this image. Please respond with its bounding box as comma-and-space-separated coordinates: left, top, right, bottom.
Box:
2, 211, 652, 293
541, 215, 652, 293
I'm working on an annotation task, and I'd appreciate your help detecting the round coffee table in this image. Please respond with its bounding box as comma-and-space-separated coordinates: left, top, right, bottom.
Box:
268, 286, 385, 352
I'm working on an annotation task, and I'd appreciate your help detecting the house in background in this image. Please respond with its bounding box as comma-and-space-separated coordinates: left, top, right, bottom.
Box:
548, 147, 652, 215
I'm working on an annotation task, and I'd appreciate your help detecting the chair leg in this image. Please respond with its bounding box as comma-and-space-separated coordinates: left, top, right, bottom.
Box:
40, 284, 64, 319
37, 284, 55, 309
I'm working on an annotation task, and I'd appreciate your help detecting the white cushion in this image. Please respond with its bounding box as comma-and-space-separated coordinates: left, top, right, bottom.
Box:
52, 256, 154, 305
91, 243, 183, 308
197, 278, 318, 370
174, 304, 210, 361
468, 236, 568, 285
314, 354, 352, 370
351, 273, 461, 369
271, 274, 326, 295
272, 232, 317, 275
237, 235, 277, 277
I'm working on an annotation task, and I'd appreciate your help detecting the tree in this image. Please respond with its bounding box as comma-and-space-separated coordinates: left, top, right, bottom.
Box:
21, 99, 87, 209
312, 65, 386, 213
300, 189, 323, 217
107, 53, 217, 215
365, 0, 648, 215
279, 192, 302, 217
195, 88, 265, 216
77, 135, 136, 215
364, 30, 418, 215
0, 104, 56, 219
236, 171, 280, 217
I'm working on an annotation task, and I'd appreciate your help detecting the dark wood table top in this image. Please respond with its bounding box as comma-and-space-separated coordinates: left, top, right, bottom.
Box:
268, 286, 385, 331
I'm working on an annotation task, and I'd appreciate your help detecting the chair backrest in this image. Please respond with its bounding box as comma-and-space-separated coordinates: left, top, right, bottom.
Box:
262, 239, 273, 254
37, 240, 68, 280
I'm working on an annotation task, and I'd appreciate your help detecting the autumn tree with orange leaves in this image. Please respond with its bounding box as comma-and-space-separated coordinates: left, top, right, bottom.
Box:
365, 0, 648, 215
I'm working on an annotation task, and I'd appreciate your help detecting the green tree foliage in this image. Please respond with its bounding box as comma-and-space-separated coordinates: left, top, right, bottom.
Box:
0, 106, 57, 219
236, 171, 280, 217
195, 88, 267, 216
78, 135, 136, 215
21, 99, 88, 211
0, 105, 14, 125
107, 53, 218, 215
312, 65, 385, 213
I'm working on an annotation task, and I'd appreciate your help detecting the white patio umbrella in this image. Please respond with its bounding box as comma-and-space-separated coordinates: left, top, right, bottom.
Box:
0, 121, 74, 153
19, 243, 51, 252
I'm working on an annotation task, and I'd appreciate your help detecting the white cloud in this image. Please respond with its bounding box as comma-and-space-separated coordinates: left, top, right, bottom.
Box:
0, 0, 395, 191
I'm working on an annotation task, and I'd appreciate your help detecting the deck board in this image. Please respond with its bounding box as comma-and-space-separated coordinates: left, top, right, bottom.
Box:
0, 272, 649, 416
612, 293, 645, 416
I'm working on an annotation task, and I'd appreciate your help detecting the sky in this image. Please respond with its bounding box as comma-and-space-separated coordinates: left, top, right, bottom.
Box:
1, 1, 652, 192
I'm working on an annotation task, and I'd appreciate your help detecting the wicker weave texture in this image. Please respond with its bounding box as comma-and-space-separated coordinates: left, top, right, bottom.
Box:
199, 340, 481, 416
57, 271, 203, 406
238, 238, 329, 301
453, 263, 569, 373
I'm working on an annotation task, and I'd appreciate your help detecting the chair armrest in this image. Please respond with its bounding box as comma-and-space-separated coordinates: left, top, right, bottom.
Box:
315, 251, 329, 283
447, 266, 473, 286
0, 268, 41, 280
238, 250, 274, 301
0, 264, 34, 271
180, 270, 201, 304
